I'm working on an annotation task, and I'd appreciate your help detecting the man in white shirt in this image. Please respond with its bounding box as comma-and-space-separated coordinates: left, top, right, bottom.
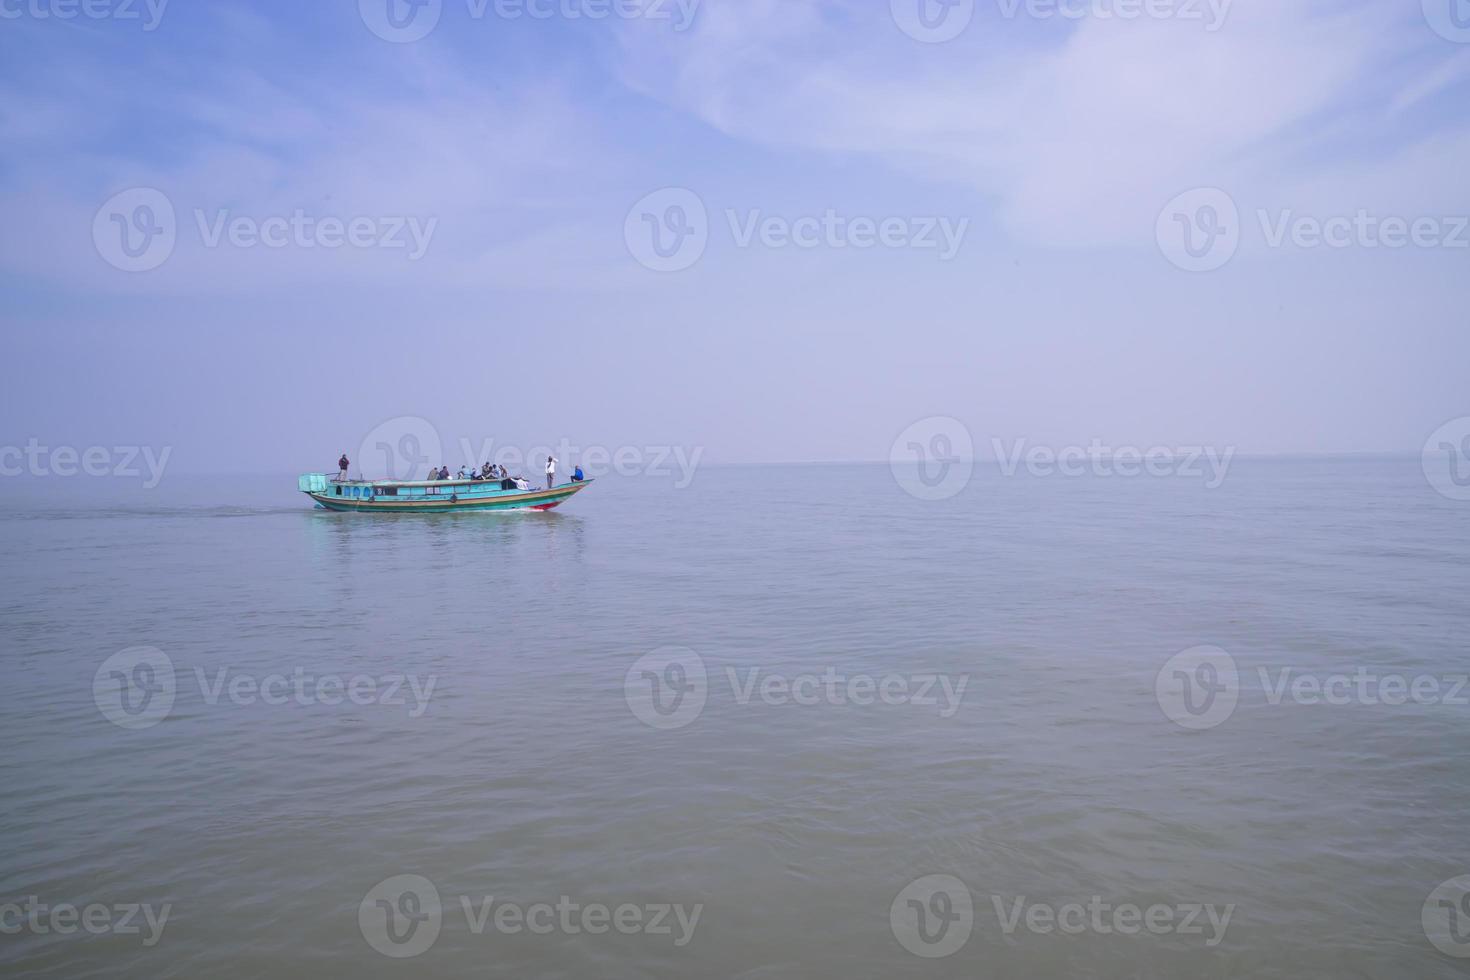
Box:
545, 455, 557, 489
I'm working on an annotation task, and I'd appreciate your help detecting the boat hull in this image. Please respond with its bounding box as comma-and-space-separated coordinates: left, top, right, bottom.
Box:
304, 479, 593, 514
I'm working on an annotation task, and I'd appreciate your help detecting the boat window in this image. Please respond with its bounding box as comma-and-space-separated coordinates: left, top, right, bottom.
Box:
335, 486, 342, 496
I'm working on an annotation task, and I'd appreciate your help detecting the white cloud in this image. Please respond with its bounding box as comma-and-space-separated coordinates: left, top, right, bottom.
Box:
0, 31, 610, 292
612, 0, 1470, 245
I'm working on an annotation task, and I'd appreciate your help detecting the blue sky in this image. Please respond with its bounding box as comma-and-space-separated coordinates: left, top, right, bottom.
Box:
2, 0, 1468, 471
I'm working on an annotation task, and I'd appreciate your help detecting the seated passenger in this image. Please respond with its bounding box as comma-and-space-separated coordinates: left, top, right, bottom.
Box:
572, 466, 585, 482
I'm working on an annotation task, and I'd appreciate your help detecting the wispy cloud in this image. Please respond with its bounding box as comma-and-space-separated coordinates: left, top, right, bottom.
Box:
0, 11, 624, 292
612, 0, 1470, 245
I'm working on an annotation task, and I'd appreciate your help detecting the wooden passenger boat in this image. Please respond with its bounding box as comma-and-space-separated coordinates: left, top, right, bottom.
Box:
297, 473, 593, 513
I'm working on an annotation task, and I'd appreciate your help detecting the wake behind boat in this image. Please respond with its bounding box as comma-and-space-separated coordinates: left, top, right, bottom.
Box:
297, 473, 593, 513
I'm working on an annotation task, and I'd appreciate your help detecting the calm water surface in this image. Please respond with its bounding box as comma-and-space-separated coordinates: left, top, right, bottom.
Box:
2, 461, 1468, 978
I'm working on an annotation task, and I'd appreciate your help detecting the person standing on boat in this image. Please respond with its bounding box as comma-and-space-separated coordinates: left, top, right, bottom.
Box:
546, 455, 557, 489
337, 454, 349, 482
